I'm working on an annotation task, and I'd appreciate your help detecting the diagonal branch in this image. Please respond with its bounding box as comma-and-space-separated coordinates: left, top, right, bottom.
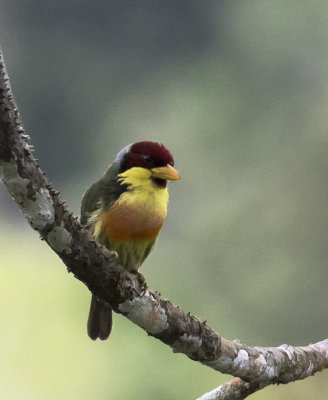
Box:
196, 378, 269, 400
0, 48, 327, 400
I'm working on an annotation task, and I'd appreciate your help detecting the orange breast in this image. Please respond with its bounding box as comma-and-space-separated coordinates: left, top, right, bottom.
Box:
99, 199, 164, 242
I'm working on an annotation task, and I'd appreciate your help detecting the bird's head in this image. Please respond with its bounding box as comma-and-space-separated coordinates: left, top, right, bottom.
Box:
115, 141, 180, 189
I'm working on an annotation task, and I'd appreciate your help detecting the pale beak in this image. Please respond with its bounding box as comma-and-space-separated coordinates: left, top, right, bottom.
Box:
151, 164, 180, 181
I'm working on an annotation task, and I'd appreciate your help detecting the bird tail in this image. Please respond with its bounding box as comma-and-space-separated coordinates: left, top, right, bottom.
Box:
87, 294, 113, 340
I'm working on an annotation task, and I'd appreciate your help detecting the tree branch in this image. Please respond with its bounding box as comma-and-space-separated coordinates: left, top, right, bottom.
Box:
196, 378, 270, 400
0, 48, 327, 400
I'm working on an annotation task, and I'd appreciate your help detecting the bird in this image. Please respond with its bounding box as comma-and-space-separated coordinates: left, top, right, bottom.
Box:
81, 141, 180, 340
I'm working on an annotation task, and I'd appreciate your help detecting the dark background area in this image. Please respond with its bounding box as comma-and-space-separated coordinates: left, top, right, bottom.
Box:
1, 2, 328, 399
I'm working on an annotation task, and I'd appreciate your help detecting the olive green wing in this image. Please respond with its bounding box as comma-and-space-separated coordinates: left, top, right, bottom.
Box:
81, 164, 121, 341
80, 162, 128, 226
81, 178, 106, 226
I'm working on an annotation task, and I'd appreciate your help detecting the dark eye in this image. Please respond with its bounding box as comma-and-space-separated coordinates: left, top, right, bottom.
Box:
141, 154, 152, 162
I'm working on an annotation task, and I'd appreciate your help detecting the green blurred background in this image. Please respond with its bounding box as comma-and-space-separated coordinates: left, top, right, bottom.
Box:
1, 1, 328, 399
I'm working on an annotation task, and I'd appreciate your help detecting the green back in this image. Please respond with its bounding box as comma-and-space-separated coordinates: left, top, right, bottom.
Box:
80, 162, 121, 225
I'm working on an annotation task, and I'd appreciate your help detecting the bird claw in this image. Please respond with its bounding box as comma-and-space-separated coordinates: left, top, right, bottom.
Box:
136, 272, 148, 296
110, 250, 119, 259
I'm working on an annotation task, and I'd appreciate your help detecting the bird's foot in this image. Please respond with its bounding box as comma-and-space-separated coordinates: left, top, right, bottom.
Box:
134, 271, 148, 296
110, 250, 119, 259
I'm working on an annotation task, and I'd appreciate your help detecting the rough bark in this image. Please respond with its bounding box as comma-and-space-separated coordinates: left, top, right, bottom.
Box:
0, 48, 327, 400
196, 378, 269, 400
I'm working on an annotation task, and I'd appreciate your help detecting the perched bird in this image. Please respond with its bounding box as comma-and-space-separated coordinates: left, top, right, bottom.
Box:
81, 141, 180, 340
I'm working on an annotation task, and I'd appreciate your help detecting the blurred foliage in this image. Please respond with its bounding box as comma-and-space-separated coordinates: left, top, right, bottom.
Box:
1, 1, 328, 399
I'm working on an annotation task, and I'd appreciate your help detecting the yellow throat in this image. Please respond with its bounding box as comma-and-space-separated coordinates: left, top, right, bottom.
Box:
117, 167, 169, 217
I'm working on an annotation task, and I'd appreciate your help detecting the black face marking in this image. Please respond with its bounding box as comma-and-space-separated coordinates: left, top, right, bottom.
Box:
151, 177, 167, 188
